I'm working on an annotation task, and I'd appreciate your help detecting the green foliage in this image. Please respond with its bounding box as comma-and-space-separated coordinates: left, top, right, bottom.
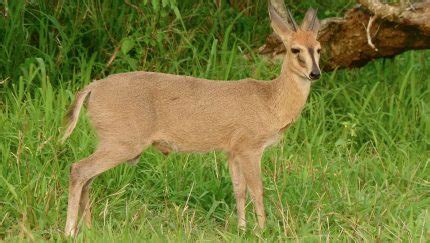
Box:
0, 0, 429, 241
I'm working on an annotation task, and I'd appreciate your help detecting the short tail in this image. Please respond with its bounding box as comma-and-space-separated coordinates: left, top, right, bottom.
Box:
61, 87, 92, 143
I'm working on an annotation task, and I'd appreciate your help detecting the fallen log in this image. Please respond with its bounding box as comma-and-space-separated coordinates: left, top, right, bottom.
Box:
258, 1, 430, 71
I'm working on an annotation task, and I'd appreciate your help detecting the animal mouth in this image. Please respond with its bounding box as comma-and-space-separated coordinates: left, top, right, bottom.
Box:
304, 74, 314, 81
305, 73, 320, 82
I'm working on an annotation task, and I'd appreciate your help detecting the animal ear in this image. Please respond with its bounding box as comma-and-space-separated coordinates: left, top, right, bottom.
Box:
268, 2, 295, 40
301, 8, 320, 35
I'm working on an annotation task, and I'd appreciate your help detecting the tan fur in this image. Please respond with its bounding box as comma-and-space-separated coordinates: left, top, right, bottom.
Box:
61, 88, 91, 143
63, 4, 321, 237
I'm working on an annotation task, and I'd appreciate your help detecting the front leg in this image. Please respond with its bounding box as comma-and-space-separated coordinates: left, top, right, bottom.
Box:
228, 154, 247, 228
235, 150, 265, 229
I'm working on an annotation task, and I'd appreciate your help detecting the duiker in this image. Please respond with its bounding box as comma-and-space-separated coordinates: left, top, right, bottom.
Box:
63, 1, 321, 237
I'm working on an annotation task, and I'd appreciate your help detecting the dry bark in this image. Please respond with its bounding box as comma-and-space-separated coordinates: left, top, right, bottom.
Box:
259, 1, 430, 71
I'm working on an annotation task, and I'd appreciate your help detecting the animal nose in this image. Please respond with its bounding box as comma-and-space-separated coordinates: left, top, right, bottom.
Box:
309, 71, 321, 80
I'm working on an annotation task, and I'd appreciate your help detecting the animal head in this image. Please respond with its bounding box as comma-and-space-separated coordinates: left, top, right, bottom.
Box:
269, 1, 322, 81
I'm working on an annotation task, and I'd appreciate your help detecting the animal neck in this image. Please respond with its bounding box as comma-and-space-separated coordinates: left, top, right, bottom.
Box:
270, 55, 312, 129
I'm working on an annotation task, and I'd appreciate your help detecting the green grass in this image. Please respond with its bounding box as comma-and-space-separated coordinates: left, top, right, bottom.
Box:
1, 0, 429, 241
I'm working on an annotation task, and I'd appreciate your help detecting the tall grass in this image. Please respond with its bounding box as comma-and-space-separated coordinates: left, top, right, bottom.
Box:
0, 0, 429, 241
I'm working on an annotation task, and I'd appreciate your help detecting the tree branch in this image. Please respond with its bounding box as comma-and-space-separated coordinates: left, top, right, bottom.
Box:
358, 0, 430, 32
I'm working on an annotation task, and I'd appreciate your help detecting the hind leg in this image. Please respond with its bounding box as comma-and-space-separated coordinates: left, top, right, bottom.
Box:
64, 141, 146, 237
79, 179, 93, 228
153, 142, 171, 155
126, 154, 141, 166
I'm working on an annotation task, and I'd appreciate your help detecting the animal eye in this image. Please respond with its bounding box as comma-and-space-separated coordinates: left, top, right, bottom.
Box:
291, 48, 300, 54
317, 49, 321, 54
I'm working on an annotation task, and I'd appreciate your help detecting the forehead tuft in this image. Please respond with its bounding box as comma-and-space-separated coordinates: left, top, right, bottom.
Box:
290, 30, 319, 47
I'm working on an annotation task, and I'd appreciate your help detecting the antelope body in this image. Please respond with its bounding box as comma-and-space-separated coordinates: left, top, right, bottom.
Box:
63, 1, 321, 237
